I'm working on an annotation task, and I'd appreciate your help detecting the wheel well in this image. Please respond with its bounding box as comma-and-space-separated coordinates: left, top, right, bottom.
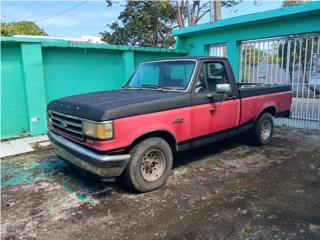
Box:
128, 131, 177, 153
259, 106, 276, 118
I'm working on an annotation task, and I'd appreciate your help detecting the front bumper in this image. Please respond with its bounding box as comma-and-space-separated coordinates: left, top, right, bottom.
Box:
48, 131, 131, 179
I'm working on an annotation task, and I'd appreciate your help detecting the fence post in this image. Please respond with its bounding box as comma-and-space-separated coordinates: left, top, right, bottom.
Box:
285, 38, 292, 83
21, 43, 47, 136
227, 40, 240, 82
122, 50, 135, 81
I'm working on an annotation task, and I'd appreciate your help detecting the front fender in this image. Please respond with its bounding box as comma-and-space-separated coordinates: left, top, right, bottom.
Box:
114, 107, 192, 149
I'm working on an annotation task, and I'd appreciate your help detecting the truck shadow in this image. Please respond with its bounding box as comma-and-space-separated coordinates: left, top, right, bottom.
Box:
173, 135, 254, 169
41, 157, 120, 197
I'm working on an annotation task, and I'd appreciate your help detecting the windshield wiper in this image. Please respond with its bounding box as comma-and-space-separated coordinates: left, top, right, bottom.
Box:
140, 84, 171, 91
123, 84, 179, 91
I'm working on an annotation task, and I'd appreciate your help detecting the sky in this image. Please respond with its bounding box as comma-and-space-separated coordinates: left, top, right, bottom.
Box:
1, 0, 284, 38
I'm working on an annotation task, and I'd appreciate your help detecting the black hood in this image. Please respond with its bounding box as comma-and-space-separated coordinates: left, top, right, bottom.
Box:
48, 89, 190, 121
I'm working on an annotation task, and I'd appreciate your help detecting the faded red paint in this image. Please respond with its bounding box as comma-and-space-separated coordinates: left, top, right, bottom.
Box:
49, 91, 292, 152
191, 99, 240, 138
239, 91, 292, 125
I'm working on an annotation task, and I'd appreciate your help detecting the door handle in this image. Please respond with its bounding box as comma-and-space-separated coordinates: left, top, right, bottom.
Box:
210, 107, 217, 112
227, 95, 237, 100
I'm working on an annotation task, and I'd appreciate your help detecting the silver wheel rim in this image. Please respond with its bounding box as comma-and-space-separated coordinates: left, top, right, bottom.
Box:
140, 149, 166, 183
260, 119, 272, 141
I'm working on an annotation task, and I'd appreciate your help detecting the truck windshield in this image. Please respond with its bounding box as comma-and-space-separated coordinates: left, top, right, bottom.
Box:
125, 60, 196, 91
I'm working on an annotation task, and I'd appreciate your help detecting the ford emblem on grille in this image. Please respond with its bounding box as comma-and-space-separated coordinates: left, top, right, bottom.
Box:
60, 122, 68, 128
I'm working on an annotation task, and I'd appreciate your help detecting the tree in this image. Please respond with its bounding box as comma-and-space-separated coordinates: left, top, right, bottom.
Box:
174, 0, 240, 28
1, 21, 47, 36
101, 0, 240, 47
100, 1, 176, 47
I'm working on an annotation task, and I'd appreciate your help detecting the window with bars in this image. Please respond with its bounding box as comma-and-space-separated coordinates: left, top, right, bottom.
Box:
208, 44, 227, 57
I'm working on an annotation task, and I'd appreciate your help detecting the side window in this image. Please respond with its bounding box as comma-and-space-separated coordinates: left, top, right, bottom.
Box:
194, 62, 228, 93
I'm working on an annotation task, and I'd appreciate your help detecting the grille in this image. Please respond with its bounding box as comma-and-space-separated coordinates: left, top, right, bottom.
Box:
51, 111, 84, 141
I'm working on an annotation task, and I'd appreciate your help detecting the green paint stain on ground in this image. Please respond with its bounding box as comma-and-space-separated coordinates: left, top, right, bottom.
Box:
26, 162, 39, 169
76, 192, 87, 201
2, 157, 110, 206
1, 171, 33, 188
1, 158, 67, 189
63, 183, 74, 193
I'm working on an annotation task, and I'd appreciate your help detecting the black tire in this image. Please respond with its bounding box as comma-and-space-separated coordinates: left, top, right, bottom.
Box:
124, 137, 173, 192
250, 113, 274, 146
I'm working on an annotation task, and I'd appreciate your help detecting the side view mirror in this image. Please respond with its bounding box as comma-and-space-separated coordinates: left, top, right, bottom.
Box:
207, 93, 227, 102
215, 84, 231, 94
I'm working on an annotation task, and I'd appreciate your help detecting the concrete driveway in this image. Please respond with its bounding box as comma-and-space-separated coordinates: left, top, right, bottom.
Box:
1, 127, 320, 240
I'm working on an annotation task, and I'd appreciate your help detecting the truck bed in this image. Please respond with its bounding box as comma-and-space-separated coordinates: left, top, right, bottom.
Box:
237, 83, 292, 126
237, 83, 292, 98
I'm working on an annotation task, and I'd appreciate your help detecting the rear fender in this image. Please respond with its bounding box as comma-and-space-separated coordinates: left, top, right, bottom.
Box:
256, 103, 277, 120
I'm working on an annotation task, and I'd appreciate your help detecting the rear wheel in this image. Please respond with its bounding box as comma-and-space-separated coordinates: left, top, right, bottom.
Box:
250, 113, 274, 146
124, 137, 173, 192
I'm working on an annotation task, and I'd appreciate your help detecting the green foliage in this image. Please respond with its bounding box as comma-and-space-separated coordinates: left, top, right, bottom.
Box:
1, 21, 47, 36
101, 0, 240, 47
241, 225, 256, 240
241, 44, 265, 67
100, 1, 176, 47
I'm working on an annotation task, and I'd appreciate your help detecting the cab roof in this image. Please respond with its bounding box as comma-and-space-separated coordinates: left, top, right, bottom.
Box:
143, 56, 228, 63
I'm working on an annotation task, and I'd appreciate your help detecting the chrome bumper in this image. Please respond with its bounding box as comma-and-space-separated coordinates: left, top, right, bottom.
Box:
48, 131, 131, 178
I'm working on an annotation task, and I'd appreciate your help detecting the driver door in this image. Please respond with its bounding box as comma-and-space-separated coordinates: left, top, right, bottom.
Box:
191, 61, 240, 140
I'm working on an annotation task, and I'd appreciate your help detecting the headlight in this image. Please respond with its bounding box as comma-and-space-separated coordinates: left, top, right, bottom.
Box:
82, 121, 113, 140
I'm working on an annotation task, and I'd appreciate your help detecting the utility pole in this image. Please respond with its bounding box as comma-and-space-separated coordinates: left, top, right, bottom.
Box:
215, 0, 221, 21
210, 0, 222, 22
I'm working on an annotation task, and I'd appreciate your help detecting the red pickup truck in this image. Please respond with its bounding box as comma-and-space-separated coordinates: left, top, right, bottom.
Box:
47, 57, 292, 192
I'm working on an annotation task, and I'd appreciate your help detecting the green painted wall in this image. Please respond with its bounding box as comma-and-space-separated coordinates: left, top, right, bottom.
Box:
173, 2, 320, 81
0, 37, 187, 139
43, 47, 125, 102
134, 52, 179, 67
21, 43, 47, 135
1, 43, 30, 139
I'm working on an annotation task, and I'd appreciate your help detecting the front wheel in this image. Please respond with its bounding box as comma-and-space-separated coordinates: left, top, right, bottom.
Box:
250, 113, 274, 146
124, 137, 173, 192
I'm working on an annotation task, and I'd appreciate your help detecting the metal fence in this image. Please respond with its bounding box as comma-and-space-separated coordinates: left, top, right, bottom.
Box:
239, 33, 320, 130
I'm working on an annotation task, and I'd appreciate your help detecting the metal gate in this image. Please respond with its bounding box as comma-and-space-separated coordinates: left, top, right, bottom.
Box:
239, 33, 320, 130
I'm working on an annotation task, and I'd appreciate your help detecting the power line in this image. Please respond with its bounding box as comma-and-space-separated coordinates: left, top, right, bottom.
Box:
34, 0, 88, 23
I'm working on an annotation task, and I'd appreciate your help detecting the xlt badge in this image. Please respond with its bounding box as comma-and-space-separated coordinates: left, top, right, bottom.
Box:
172, 118, 184, 124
